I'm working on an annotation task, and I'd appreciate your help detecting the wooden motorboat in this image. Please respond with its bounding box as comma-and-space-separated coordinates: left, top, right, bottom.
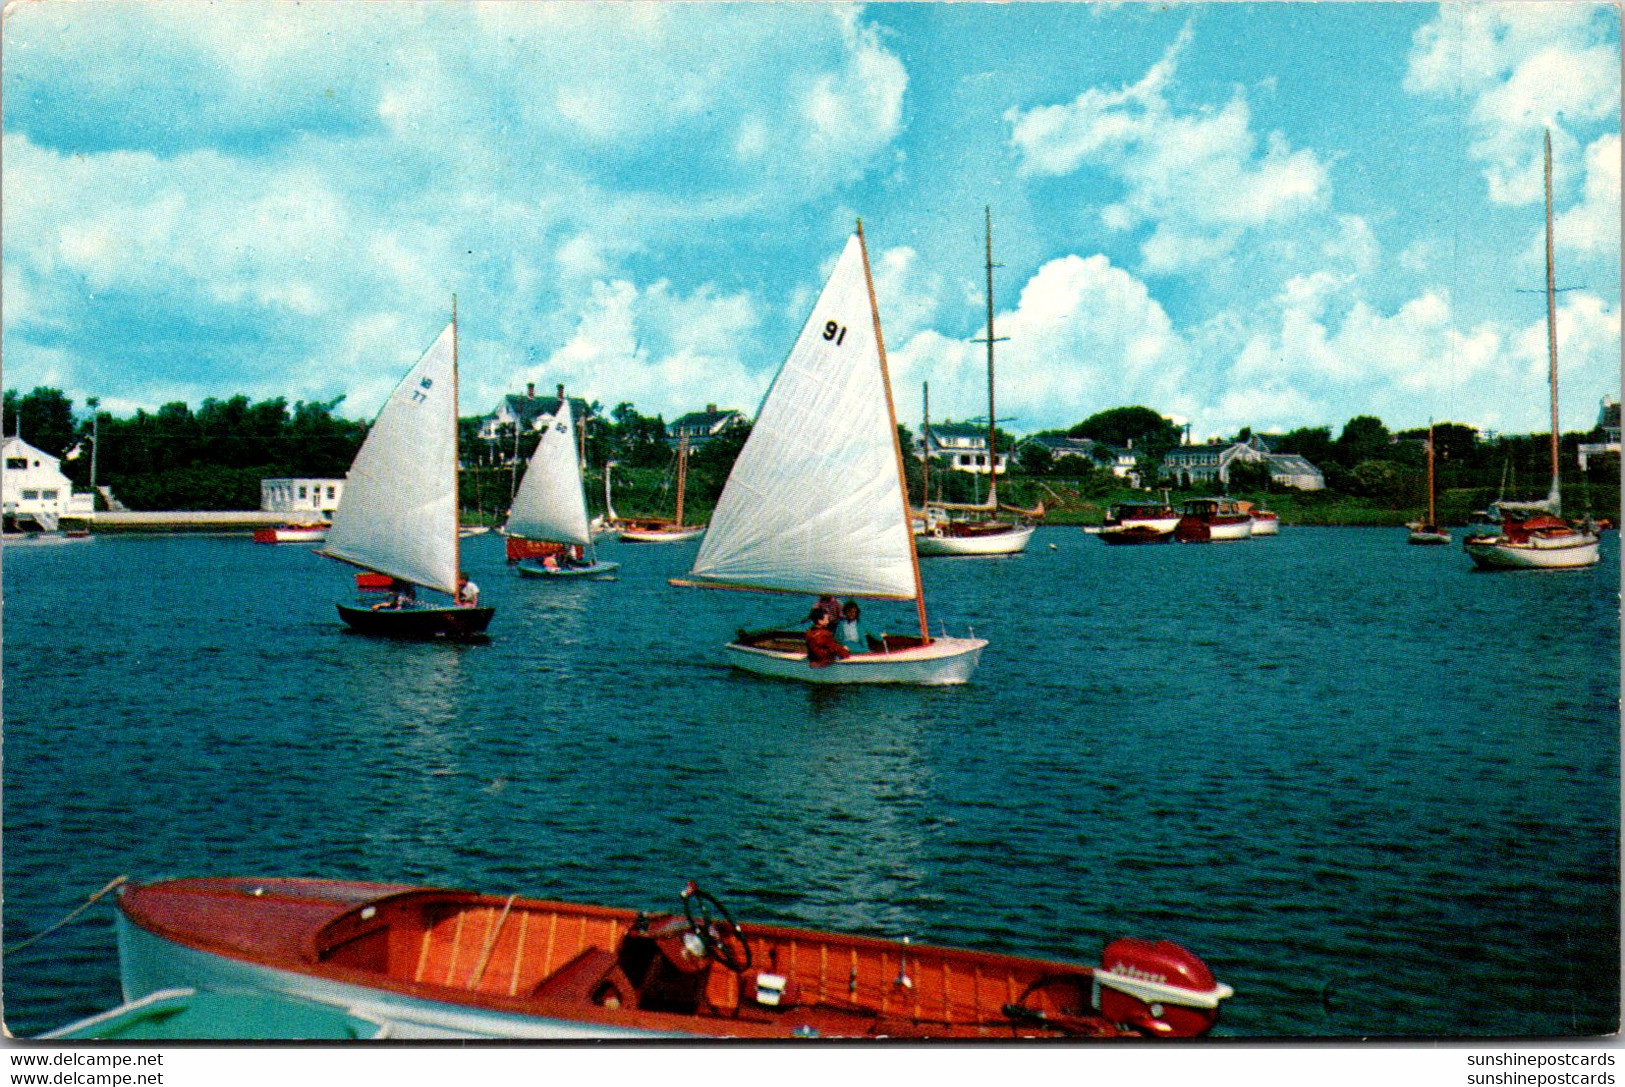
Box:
1236, 502, 1279, 537
320, 304, 494, 637
254, 523, 328, 544
1461, 133, 1597, 572
672, 224, 986, 685
1097, 502, 1179, 545
114, 877, 1233, 1041
1174, 498, 1254, 542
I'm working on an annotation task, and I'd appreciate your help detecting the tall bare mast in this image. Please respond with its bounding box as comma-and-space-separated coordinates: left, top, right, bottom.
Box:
452, 294, 461, 576
1427, 419, 1437, 527
1543, 129, 1561, 507
975, 207, 1009, 508
921, 381, 931, 508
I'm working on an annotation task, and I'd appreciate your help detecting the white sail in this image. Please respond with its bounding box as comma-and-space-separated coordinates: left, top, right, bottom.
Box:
322, 324, 461, 595
687, 234, 916, 599
506, 398, 591, 547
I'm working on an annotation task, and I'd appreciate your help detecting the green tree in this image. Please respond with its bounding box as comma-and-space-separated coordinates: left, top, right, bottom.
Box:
4, 387, 78, 456
1275, 426, 1335, 467
1335, 415, 1391, 468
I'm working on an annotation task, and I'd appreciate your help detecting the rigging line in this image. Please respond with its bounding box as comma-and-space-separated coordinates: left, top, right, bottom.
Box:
4, 875, 129, 957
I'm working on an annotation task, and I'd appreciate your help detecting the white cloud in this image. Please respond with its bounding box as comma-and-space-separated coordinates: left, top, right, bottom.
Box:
1405, 4, 1621, 205
1554, 134, 1622, 257
1005, 26, 1329, 275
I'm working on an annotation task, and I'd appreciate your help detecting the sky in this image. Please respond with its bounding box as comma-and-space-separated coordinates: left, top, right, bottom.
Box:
3, 2, 1620, 440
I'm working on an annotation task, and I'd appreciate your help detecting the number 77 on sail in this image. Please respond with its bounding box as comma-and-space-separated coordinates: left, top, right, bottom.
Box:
670, 224, 986, 685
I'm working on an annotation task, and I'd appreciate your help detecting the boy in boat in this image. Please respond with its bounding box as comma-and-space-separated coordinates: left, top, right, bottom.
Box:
456, 572, 480, 607
806, 607, 851, 668
371, 579, 417, 611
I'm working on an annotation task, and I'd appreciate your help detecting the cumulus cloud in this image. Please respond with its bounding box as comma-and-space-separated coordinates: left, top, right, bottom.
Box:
1005, 25, 1329, 275
1405, 4, 1621, 205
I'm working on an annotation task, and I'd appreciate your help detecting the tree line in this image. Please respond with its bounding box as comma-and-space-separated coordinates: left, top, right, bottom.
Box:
4, 386, 1616, 512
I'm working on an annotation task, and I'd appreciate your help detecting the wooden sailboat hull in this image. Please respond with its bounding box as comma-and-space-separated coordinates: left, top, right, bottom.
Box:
515, 559, 620, 578
723, 634, 985, 685
1464, 533, 1599, 569
336, 604, 495, 639
914, 523, 1035, 556
113, 876, 1231, 1040
619, 525, 705, 543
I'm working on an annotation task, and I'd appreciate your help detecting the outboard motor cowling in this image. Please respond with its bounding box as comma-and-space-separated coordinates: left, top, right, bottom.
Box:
1093, 938, 1234, 1037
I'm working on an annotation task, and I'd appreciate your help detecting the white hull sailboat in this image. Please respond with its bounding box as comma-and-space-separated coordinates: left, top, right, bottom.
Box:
673, 225, 985, 685
1462, 132, 1598, 572
508, 386, 619, 580
1407, 421, 1451, 546
618, 436, 705, 543
320, 310, 494, 639
914, 209, 1039, 558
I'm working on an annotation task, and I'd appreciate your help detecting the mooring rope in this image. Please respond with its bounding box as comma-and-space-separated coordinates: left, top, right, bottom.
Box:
3, 875, 128, 957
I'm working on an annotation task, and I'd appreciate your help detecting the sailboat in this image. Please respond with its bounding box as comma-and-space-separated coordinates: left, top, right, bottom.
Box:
509, 386, 620, 579
915, 208, 1040, 557
671, 224, 986, 685
320, 311, 495, 638
588, 460, 622, 537
618, 436, 705, 543
1407, 421, 1451, 545
1463, 131, 1599, 570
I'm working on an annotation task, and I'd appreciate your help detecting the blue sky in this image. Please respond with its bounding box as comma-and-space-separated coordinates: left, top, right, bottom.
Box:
4, 2, 1619, 439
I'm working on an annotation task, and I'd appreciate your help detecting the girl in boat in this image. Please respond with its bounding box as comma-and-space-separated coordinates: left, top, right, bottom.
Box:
837, 600, 868, 652
805, 608, 851, 668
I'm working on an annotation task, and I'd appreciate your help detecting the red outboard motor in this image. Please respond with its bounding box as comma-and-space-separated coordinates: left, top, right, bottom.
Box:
1093, 939, 1234, 1037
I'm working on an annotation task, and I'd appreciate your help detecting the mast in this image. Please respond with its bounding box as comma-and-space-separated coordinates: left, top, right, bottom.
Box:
858, 219, 931, 643
452, 295, 461, 582
1427, 419, 1437, 527
1543, 128, 1562, 509
675, 434, 689, 528
562, 383, 596, 565
976, 206, 1009, 510
922, 381, 931, 509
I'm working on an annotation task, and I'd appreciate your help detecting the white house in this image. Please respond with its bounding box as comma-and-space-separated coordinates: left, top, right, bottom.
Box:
1578, 398, 1620, 470
667, 404, 747, 448
919, 422, 1009, 476
2, 436, 94, 528
261, 478, 344, 514
1161, 434, 1325, 490
1022, 435, 1140, 485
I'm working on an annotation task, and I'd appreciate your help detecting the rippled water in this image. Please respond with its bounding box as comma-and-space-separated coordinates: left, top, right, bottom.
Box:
3, 528, 1618, 1037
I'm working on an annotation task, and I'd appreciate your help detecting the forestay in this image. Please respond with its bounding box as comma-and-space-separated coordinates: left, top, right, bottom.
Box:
322, 324, 461, 595
687, 234, 916, 599
506, 398, 591, 547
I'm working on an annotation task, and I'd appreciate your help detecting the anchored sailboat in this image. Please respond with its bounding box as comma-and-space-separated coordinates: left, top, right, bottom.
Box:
672, 224, 986, 685
509, 386, 620, 579
618, 436, 705, 543
321, 310, 495, 638
1463, 132, 1599, 570
916, 208, 1040, 557
1407, 421, 1450, 545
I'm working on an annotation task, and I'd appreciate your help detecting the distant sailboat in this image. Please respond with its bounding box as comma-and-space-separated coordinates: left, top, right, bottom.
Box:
1407, 420, 1450, 545
1463, 132, 1599, 570
509, 386, 620, 579
321, 310, 495, 638
671, 224, 986, 685
916, 208, 1040, 557
619, 436, 705, 543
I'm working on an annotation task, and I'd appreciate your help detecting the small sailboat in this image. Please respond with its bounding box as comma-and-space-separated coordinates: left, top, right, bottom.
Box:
915, 208, 1040, 558
1407, 421, 1451, 545
320, 310, 495, 639
114, 876, 1233, 1040
1464, 132, 1599, 571
618, 436, 705, 543
672, 224, 986, 685
509, 386, 620, 579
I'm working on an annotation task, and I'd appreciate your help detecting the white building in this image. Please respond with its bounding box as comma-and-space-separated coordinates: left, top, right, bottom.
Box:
2, 436, 94, 528
919, 422, 1010, 475
261, 478, 344, 515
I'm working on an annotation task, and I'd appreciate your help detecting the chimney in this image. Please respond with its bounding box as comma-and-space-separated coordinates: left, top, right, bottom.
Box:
557, 384, 565, 402
526, 382, 535, 399
706, 403, 717, 414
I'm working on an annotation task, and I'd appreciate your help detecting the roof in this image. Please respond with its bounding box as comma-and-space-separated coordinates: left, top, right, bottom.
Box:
670, 409, 743, 429
1026, 435, 1130, 460
927, 422, 990, 441
491, 394, 591, 428
1266, 453, 1323, 474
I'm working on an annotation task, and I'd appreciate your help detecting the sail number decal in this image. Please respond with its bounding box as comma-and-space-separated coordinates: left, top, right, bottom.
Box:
409, 375, 435, 404
822, 321, 848, 346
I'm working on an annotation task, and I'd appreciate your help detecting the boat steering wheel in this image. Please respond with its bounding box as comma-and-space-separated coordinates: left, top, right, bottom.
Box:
681, 881, 752, 973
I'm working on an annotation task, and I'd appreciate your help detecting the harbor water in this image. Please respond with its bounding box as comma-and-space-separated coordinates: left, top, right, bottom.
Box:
2, 527, 1618, 1037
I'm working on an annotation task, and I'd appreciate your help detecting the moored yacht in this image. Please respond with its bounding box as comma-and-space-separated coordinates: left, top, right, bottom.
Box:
1174, 497, 1254, 542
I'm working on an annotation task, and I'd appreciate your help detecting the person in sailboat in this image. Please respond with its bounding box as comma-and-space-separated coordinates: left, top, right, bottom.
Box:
371, 579, 418, 612
456, 572, 480, 607
837, 600, 869, 653
806, 607, 852, 668
814, 595, 842, 625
